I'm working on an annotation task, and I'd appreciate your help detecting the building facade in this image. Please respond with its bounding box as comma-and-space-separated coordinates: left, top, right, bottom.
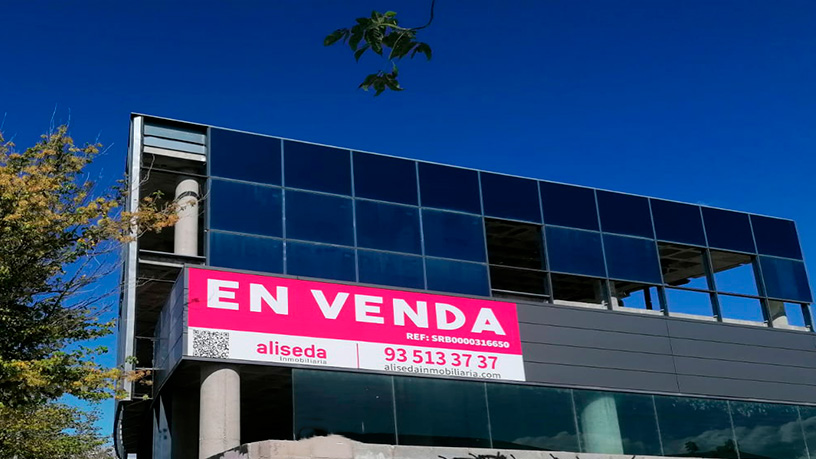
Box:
116, 114, 815, 459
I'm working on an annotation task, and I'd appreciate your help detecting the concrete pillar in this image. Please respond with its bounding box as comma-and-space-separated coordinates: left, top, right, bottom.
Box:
580, 393, 624, 454
174, 177, 199, 256
768, 300, 789, 328
199, 365, 240, 459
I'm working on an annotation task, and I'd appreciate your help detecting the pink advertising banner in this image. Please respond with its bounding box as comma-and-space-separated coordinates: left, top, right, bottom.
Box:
186, 267, 526, 381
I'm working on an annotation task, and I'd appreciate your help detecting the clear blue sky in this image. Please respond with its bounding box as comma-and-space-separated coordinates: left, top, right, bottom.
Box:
2, 0, 815, 440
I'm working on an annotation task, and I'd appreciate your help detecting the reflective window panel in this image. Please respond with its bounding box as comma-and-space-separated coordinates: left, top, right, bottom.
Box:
209, 128, 281, 185
574, 391, 662, 456
393, 377, 490, 447
759, 256, 813, 303
352, 152, 418, 205
751, 215, 803, 259
597, 191, 653, 238
651, 199, 706, 246
702, 207, 755, 253
286, 241, 355, 282
719, 294, 765, 323
422, 209, 486, 262
286, 191, 354, 246
293, 370, 396, 444
729, 401, 808, 459
485, 218, 545, 270
357, 250, 424, 290
284, 140, 351, 195
665, 288, 714, 318
603, 234, 662, 284
425, 258, 490, 297
480, 172, 541, 223
658, 243, 711, 290
210, 179, 282, 237
710, 251, 759, 296
487, 384, 578, 451
490, 266, 548, 301
356, 200, 421, 254
551, 274, 608, 306
611, 281, 660, 311
654, 396, 737, 458
546, 227, 605, 277
418, 163, 481, 214
209, 232, 283, 274
539, 181, 599, 231
798, 405, 816, 456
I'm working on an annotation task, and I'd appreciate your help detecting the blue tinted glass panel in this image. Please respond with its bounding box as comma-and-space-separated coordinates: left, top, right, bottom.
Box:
422, 210, 486, 262
425, 258, 489, 296
751, 215, 803, 259
286, 242, 355, 282
539, 182, 598, 230
487, 384, 578, 451
702, 207, 755, 253
651, 199, 706, 246
759, 256, 813, 302
286, 191, 353, 246
665, 288, 714, 318
418, 163, 481, 214
574, 391, 662, 456
545, 227, 605, 277
597, 191, 653, 238
353, 152, 417, 205
209, 128, 281, 185
284, 141, 351, 195
293, 370, 395, 444
730, 401, 807, 459
356, 200, 421, 254
654, 396, 736, 458
209, 232, 283, 274
719, 294, 765, 323
210, 179, 282, 237
603, 234, 662, 283
394, 376, 490, 447
480, 173, 541, 222
358, 250, 424, 289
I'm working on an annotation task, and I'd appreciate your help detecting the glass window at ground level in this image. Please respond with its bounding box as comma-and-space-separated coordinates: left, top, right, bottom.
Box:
751, 215, 803, 259
797, 406, 816, 458
209, 128, 281, 185
285, 191, 354, 246
603, 234, 662, 284
539, 181, 599, 231
480, 172, 541, 223
357, 250, 424, 290
284, 141, 351, 195
546, 227, 605, 277
209, 232, 283, 274
293, 370, 396, 444
352, 152, 418, 205
597, 190, 653, 238
729, 401, 808, 459
651, 199, 706, 246
759, 256, 813, 303
654, 396, 737, 458
210, 179, 282, 237
487, 384, 578, 451
425, 258, 489, 297
574, 390, 662, 456
286, 242, 355, 282
422, 209, 486, 262
355, 200, 421, 254
418, 163, 481, 214
393, 377, 490, 448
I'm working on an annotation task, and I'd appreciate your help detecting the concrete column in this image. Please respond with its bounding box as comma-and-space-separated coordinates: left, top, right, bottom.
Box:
580, 393, 624, 454
768, 300, 789, 328
199, 365, 240, 459
174, 177, 199, 256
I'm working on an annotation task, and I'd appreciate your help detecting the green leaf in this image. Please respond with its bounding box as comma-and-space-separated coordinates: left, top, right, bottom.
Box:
348, 29, 364, 50
411, 42, 432, 60
384, 11, 397, 17
323, 29, 347, 47
354, 45, 369, 61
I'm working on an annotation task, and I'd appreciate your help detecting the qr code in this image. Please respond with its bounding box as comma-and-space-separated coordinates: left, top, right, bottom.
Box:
192, 329, 230, 359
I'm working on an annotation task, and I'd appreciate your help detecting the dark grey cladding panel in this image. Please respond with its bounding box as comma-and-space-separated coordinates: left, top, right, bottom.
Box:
525, 362, 680, 393
671, 338, 816, 368
677, 374, 816, 404
517, 303, 669, 336
519, 323, 674, 354
666, 319, 816, 350
674, 356, 816, 386
523, 343, 676, 374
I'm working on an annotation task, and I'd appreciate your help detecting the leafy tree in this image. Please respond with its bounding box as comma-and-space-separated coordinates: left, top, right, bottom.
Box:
324, 1, 435, 95
0, 126, 176, 458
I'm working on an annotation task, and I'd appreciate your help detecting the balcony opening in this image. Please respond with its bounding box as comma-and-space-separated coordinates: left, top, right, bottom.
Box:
485, 218, 547, 302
